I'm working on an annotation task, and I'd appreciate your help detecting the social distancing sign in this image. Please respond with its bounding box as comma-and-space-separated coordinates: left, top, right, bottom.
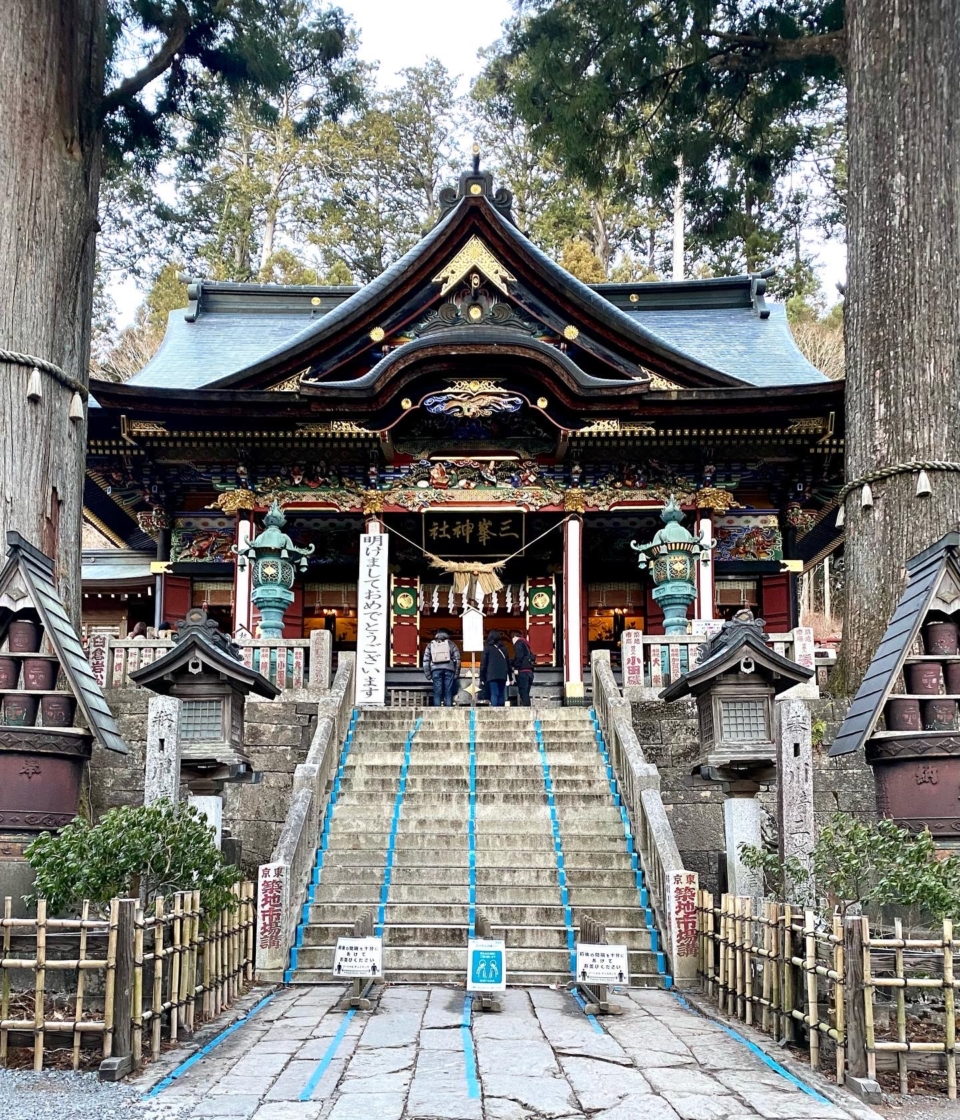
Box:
333, 936, 383, 978
575, 942, 629, 985
467, 938, 506, 992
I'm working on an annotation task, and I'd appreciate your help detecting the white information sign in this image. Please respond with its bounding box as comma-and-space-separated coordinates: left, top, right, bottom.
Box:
575, 942, 630, 985
355, 533, 389, 706
333, 936, 383, 978
467, 938, 506, 992
462, 606, 484, 653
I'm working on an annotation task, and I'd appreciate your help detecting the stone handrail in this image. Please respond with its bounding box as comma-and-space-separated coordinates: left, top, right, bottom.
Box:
591, 649, 698, 983
255, 652, 355, 980
620, 628, 817, 700
99, 630, 332, 693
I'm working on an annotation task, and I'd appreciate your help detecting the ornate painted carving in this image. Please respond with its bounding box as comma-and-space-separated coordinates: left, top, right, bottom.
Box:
0, 730, 92, 757
714, 512, 783, 562
432, 236, 517, 296
171, 516, 236, 562
578, 418, 657, 436
423, 380, 524, 419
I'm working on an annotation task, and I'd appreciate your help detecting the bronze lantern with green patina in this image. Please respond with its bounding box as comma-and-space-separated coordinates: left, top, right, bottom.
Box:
232, 501, 314, 638
631, 495, 711, 635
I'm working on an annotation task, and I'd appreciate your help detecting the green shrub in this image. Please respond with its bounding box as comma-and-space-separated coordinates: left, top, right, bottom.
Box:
24, 801, 241, 919
740, 812, 960, 923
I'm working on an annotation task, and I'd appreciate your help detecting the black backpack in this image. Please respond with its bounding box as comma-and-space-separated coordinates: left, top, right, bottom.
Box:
513, 640, 536, 671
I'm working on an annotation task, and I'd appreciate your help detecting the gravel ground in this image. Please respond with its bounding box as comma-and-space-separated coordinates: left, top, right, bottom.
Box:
0, 1070, 192, 1120
874, 1097, 960, 1119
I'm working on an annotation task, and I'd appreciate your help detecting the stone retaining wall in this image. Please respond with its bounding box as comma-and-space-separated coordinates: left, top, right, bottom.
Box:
91, 691, 317, 878
630, 696, 876, 896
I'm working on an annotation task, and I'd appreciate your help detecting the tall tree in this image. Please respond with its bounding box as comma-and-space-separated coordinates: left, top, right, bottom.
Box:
495, 0, 958, 684
842, 0, 960, 683
0, 1, 357, 622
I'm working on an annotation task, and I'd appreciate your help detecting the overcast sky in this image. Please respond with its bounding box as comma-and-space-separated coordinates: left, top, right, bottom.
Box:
108, 0, 844, 324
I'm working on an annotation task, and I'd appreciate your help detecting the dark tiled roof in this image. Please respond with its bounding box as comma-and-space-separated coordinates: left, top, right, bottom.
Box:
110, 198, 826, 393
829, 533, 960, 757
627, 303, 824, 387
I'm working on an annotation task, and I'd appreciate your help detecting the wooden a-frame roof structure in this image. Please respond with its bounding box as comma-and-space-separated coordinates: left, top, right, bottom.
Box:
830, 533, 960, 757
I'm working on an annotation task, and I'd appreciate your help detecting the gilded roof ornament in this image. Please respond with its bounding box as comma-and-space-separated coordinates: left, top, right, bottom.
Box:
433, 236, 517, 297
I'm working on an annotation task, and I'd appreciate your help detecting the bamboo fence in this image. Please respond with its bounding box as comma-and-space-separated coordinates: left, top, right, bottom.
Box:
0, 881, 255, 1073
696, 891, 960, 1100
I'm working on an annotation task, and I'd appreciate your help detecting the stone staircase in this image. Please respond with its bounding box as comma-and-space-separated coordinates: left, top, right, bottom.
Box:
288, 707, 668, 987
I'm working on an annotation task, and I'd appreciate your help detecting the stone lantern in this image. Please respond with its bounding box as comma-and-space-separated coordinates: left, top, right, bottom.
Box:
660, 610, 814, 897
129, 608, 279, 843
630, 495, 711, 635
660, 610, 813, 782
233, 501, 314, 638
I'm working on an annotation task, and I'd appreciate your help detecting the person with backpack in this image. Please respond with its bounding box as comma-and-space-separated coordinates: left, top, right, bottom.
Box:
510, 629, 536, 707
423, 628, 461, 707
480, 629, 511, 708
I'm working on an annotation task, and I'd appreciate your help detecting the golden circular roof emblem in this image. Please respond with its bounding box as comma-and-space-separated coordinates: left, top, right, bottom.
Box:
629, 293, 639, 303
469, 183, 482, 195
369, 327, 385, 342
311, 296, 321, 306
467, 304, 483, 321
563, 324, 579, 340
401, 398, 413, 410
537, 396, 548, 409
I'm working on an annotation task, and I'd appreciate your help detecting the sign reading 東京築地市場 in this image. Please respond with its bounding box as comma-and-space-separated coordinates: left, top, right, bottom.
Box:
575, 943, 630, 985
467, 938, 506, 992
332, 936, 383, 979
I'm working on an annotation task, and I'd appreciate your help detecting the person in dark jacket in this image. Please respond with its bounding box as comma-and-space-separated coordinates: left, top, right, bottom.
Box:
423, 629, 461, 707
510, 629, 536, 707
480, 629, 511, 707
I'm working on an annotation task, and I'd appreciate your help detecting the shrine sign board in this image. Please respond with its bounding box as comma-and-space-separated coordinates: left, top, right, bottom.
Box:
423, 513, 524, 559
621, 629, 645, 688
575, 943, 630, 985
355, 533, 389, 706
467, 938, 506, 992
462, 606, 484, 653
255, 862, 288, 973
667, 869, 700, 980
333, 936, 383, 978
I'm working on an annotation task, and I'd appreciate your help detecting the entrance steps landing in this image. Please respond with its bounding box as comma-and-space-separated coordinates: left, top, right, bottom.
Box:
286, 707, 668, 987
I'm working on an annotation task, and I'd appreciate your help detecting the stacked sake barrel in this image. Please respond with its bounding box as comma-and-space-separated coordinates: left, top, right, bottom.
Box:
887, 617, 960, 732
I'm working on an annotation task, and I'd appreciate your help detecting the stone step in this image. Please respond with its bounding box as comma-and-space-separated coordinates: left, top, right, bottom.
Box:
301, 921, 653, 952
289, 966, 664, 987
307, 901, 655, 929
293, 943, 657, 975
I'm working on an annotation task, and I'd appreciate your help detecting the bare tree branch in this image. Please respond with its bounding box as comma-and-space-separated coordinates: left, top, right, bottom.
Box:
98, 6, 192, 120
705, 28, 846, 67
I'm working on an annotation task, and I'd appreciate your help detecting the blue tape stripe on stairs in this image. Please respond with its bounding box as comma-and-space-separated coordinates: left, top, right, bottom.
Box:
285, 710, 359, 983
535, 718, 577, 971
376, 715, 422, 937
468, 709, 477, 938
589, 708, 673, 988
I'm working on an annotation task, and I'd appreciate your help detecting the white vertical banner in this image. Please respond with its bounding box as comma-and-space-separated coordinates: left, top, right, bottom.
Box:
356, 532, 390, 706
563, 515, 584, 694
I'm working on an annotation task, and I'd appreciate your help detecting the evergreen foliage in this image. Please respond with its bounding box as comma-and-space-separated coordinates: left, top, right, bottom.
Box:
24, 801, 241, 920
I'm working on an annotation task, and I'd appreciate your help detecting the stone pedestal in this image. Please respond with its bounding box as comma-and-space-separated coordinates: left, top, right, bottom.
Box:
775, 698, 814, 884
189, 794, 223, 848
723, 797, 763, 897
144, 696, 182, 806
309, 628, 333, 690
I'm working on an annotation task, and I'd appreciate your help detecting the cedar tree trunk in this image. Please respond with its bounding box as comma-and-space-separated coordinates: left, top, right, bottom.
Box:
841, 0, 960, 687
0, 1, 105, 625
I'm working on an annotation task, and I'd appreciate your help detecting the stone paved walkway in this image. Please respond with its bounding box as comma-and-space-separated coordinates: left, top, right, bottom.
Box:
119, 984, 884, 1120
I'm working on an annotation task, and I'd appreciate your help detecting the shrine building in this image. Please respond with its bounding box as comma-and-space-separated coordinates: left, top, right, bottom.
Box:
84, 159, 844, 700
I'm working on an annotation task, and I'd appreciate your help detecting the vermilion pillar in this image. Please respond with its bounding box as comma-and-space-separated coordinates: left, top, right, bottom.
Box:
563, 515, 584, 699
